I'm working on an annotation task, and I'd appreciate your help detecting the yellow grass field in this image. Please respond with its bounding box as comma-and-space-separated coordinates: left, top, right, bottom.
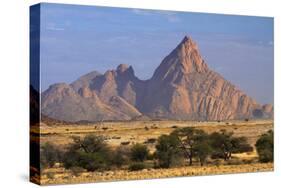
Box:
39, 163, 273, 185
31, 119, 274, 185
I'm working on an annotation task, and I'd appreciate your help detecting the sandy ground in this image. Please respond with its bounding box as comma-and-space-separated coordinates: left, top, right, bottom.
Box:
36, 119, 273, 148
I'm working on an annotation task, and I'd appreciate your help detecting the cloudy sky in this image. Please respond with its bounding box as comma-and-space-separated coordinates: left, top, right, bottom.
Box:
38, 3, 274, 104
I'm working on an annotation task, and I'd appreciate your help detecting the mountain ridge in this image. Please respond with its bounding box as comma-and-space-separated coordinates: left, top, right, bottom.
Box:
41, 36, 273, 122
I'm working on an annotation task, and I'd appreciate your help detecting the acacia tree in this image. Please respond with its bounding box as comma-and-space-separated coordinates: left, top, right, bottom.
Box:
171, 127, 209, 166
193, 133, 213, 166
155, 134, 182, 168
61, 135, 112, 171
209, 130, 253, 161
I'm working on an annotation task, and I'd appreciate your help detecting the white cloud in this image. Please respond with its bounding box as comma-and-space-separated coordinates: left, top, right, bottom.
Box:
131, 9, 181, 23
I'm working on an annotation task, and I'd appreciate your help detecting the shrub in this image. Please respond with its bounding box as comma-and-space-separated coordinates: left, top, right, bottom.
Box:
209, 130, 253, 161
131, 144, 149, 162
40, 142, 61, 169
155, 134, 182, 168
145, 138, 157, 144
121, 141, 130, 145
77, 152, 110, 171
111, 145, 131, 167
128, 162, 145, 171
255, 130, 273, 163
61, 135, 112, 172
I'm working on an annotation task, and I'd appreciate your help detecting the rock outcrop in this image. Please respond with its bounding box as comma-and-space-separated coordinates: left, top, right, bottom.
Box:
41, 36, 273, 122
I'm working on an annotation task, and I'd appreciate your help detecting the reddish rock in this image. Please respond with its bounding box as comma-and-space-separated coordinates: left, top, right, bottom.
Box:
41, 36, 273, 122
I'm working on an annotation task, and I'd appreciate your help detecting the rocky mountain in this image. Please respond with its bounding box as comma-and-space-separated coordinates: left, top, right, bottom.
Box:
41, 36, 273, 122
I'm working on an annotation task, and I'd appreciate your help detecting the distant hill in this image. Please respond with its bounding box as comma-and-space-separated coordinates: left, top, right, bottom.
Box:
41, 36, 273, 122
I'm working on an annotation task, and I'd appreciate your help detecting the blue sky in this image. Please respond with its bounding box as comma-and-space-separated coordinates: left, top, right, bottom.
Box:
39, 3, 274, 104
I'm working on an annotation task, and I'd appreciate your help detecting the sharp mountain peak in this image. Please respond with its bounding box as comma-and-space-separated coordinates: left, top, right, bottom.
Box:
152, 36, 208, 82
179, 36, 197, 47
41, 35, 273, 122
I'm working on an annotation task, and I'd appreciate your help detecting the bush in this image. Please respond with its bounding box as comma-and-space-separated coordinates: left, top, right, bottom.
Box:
40, 142, 61, 169
131, 143, 149, 162
145, 138, 157, 144
111, 145, 131, 167
128, 162, 145, 171
77, 152, 110, 171
209, 130, 253, 161
121, 141, 130, 145
61, 135, 112, 172
255, 130, 273, 163
155, 134, 182, 168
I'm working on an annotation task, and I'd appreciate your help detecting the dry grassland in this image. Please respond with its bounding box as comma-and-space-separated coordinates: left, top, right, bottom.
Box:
31, 119, 273, 185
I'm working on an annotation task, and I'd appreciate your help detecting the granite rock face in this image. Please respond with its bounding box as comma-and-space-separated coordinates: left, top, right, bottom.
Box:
41, 36, 273, 122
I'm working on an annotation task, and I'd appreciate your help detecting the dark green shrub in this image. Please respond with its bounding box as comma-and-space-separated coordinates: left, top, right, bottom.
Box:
77, 152, 110, 171
145, 138, 157, 144
209, 130, 253, 161
131, 143, 149, 162
155, 134, 182, 168
255, 130, 273, 163
40, 142, 61, 169
128, 162, 145, 171
61, 135, 111, 172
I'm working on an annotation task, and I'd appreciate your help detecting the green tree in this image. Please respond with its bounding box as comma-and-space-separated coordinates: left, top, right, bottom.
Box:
40, 142, 61, 169
155, 134, 182, 168
255, 130, 273, 163
209, 130, 253, 161
171, 127, 209, 166
131, 143, 149, 162
61, 135, 111, 171
193, 132, 213, 166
